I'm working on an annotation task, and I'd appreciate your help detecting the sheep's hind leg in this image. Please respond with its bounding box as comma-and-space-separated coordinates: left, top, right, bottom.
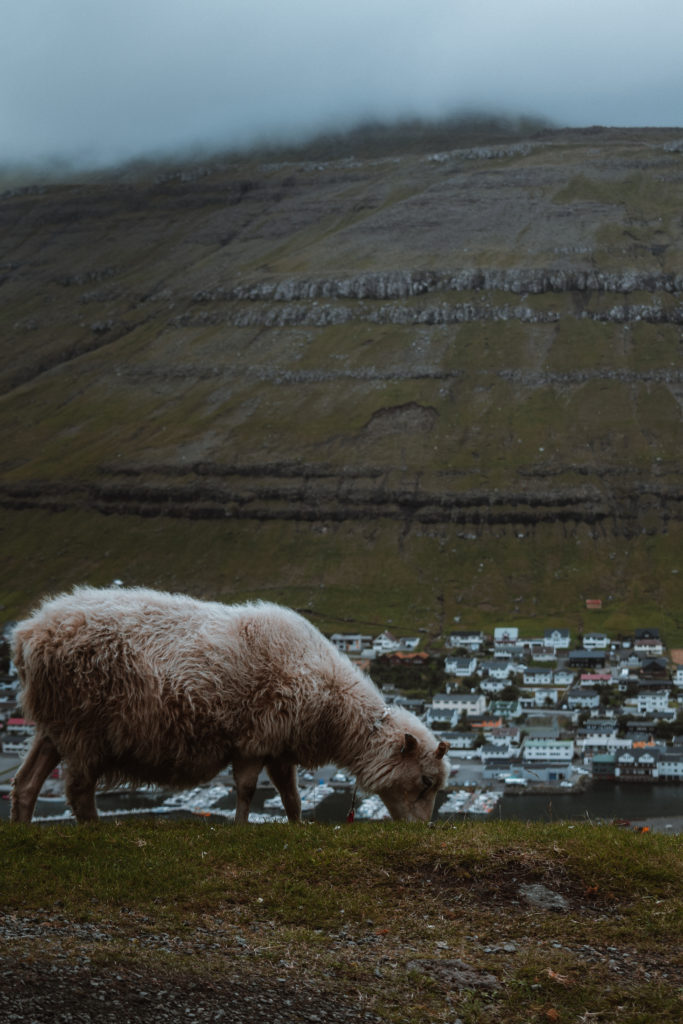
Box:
232, 755, 264, 823
64, 765, 99, 823
10, 732, 61, 824
267, 758, 302, 823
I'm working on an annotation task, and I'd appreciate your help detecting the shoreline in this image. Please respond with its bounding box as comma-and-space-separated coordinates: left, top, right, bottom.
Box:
611, 814, 683, 834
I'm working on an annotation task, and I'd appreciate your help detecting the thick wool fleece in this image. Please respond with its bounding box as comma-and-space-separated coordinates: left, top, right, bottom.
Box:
12, 587, 449, 810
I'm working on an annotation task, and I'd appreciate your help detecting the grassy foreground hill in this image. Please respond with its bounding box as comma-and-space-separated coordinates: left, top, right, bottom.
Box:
1, 120, 683, 637
0, 818, 681, 1022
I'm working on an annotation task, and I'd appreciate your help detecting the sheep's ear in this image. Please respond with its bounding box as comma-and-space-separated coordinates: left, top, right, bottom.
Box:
401, 733, 418, 756
435, 741, 449, 760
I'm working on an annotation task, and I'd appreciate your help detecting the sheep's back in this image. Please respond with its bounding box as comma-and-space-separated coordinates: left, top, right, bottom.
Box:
10, 586, 370, 774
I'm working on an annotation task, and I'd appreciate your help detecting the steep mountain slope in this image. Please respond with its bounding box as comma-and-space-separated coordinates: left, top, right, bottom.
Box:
1, 123, 682, 636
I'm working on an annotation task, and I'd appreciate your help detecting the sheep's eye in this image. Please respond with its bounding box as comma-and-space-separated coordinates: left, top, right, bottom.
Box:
421, 775, 434, 790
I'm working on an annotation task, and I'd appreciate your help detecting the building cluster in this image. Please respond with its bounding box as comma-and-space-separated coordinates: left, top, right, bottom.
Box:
331, 624, 683, 788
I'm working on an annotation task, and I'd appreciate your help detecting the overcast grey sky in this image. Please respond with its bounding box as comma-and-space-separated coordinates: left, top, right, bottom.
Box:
2, 0, 682, 168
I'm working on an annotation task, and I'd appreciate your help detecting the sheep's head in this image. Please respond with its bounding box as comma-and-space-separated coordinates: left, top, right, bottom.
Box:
376, 734, 450, 822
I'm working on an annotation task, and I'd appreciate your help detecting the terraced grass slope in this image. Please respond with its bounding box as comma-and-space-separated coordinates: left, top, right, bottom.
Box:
1, 122, 682, 638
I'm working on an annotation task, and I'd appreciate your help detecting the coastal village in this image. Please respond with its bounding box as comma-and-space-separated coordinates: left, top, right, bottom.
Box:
1, 613, 683, 821
329, 618, 683, 798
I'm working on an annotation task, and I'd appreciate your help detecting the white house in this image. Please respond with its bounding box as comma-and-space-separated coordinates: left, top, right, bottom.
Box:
615, 748, 659, 780
532, 688, 560, 707
554, 669, 576, 689
636, 689, 672, 715
494, 626, 519, 644
427, 692, 487, 725
582, 632, 611, 650
567, 687, 601, 711
633, 629, 664, 657
616, 653, 642, 673
523, 666, 554, 687
482, 659, 514, 681
544, 628, 571, 650
634, 638, 665, 657
657, 752, 683, 781
674, 667, 683, 688
444, 655, 477, 677
372, 631, 401, 655
579, 672, 613, 688
439, 730, 478, 751
524, 639, 556, 661
6, 717, 34, 734
480, 676, 510, 695
522, 737, 575, 762
575, 718, 630, 754
490, 699, 523, 720
1, 736, 32, 755
331, 633, 372, 655
447, 630, 484, 651
485, 724, 522, 748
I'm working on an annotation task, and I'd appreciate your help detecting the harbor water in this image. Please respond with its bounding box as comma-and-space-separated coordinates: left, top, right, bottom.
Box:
2, 775, 682, 829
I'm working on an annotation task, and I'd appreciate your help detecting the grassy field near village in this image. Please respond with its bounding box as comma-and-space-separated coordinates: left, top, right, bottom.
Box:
1, 818, 681, 1022
3, 507, 683, 649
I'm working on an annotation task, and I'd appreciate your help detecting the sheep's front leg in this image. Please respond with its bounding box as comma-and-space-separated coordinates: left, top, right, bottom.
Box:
232, 756, 264, 823
267, 757, 302, 822
11, 732, 61, 824
64, 765, 99, 823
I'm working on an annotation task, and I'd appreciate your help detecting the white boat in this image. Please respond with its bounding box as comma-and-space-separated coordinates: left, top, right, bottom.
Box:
302, 783, 334, 809
354, 794, 390, 820
439, 787, 501, 815
264, 783, 334, 812
468, 790, 501, 815
438, 789, 472, 814
159, 783, 230, 811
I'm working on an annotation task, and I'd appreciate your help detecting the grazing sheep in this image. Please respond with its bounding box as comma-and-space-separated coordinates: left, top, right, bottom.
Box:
10, 587, 449, 824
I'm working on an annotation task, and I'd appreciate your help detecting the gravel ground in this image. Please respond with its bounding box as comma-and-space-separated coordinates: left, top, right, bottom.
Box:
0, 957, 384, 1024
2, 903, 680, 1023
0, 914, 384, 1024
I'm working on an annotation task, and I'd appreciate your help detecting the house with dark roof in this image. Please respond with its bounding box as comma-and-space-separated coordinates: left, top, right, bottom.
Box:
446, 629, 484, 651
481, 658, 514, 681
444, 655, 478, 677
567, 687, 601, 711
427, 692, 487, 726
489, 699, 523, 719
330, 633, 372, 655
582, 632, 611, 650
568, 649, 607, 670
575, 718, 631, 754
637, 657, 669, 679
633, 628, 663, 656
657, 752, 683, 781
522, 666, 554, 687
615, 747, 661, 781
544, 628, 571, 650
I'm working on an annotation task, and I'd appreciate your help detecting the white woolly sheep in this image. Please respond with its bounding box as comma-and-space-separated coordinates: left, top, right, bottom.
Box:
10, 587, 449, 824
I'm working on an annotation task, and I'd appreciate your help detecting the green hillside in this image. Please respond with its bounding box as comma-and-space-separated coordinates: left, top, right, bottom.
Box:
1, 121, 683, 638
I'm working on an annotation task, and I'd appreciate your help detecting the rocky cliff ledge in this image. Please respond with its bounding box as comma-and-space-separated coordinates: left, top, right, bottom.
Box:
2, 462, 681, 538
